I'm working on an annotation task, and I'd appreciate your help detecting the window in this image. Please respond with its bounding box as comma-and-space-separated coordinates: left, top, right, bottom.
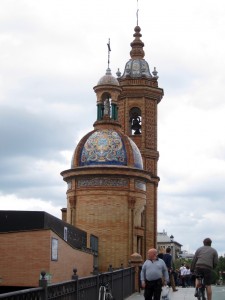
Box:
64, 227, 68, 241
90, 234, 98, 255
51, 238, 58, 261
67, 181, 72, 190
129, 107, 142, 135
137, 236, 143, 256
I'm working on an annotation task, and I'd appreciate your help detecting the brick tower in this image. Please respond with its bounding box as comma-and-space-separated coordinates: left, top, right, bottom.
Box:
61, 25, 163, 270
117, 25, 164, 255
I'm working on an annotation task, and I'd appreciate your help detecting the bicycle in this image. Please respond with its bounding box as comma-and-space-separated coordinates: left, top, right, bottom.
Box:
195, 273, 206, 300
98, 281, 114, 300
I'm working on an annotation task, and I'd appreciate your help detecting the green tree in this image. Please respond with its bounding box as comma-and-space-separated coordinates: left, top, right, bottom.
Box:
215, 256, 225, 284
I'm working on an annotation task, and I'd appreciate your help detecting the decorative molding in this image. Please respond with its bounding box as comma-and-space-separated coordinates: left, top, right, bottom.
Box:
145, 101, 156, 149
77, 177, 129, 187
146, 159, 155, 174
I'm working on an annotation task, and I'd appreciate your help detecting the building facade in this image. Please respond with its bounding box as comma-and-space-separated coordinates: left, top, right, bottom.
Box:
157, 231, 182, 261
0, 211, 93, 289
61, 25, 164, 271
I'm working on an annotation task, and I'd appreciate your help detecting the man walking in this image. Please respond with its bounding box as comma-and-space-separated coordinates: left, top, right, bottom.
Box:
191, 238, 218, 300
141, 248, 169, 300
163, 247, 178, 291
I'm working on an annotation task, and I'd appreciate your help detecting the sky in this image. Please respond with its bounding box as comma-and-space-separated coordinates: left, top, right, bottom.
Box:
1, 0, 225, 256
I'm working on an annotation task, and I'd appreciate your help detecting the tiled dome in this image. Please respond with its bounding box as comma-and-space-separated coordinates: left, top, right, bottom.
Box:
72, 129, 143, 169
122, 58, 152, 78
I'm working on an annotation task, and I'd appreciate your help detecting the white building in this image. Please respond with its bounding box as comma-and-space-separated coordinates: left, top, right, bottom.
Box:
157, 230, 182, 261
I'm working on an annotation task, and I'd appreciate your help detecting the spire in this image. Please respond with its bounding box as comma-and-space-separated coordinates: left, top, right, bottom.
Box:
107, 38, 111, 69
130, 26, 145, 59
136, 0, 139, 26
121, 25, 151, 79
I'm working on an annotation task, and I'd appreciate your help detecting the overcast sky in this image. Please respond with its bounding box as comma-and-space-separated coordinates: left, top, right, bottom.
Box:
1, 0, 225, 256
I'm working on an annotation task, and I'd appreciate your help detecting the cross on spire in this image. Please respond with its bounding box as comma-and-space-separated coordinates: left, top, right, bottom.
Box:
136, 0, 139, 26
107, 38, 111, 69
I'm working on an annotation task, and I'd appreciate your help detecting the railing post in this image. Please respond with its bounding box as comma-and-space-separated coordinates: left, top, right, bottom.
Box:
71, 268, 78, 280
92, 265, 99, 275
108, 264, 113, 272
130, 253, 143, 292
71, 268, 79, 300
94, 266, 100, 300
39, 271, 48, 300
121, 264, 124, 300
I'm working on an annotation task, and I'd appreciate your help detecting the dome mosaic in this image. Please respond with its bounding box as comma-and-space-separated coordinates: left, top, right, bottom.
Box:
73, 129, 143, 169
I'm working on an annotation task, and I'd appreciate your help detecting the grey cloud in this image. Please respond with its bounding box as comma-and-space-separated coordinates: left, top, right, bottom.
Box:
1, 0, 225, 255
0, 107, 70, 156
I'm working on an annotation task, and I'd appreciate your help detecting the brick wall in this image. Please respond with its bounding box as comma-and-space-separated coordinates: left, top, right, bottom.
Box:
0, 229, 93, 287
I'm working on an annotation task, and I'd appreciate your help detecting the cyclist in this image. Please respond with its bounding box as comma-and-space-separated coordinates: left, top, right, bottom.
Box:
191, 238, 218, 300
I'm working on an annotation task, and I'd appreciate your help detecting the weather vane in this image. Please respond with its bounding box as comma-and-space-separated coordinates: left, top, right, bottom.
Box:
136, 0, 139, 26
107, 38, 111, 69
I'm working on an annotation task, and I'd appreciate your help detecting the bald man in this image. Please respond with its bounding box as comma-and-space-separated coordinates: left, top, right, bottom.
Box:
140, 248, 169, 300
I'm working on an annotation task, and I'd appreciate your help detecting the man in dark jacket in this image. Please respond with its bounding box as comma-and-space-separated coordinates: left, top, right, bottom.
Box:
191, 238, 218, 300
163, 247, 178, 291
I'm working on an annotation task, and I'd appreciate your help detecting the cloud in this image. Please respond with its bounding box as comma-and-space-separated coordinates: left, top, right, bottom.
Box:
0, 0, 225, 256
0, 194, 62, 219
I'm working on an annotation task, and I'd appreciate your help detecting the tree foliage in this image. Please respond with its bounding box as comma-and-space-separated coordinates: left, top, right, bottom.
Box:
174, 256, 225, 283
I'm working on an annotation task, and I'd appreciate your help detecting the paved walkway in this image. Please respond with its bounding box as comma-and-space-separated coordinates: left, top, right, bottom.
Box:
125, 287, 195, 300
125, 286, 225, 300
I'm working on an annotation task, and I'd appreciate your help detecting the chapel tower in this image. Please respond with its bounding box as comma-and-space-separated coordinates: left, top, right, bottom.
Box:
117, 25, 164, 252
61, 23, 163, 270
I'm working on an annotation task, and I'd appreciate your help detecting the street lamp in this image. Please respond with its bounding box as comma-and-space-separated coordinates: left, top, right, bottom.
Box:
170, 235, 174, 260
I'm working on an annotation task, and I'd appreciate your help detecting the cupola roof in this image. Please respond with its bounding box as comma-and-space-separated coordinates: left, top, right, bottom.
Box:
120, 26, 152, 79
97, 67, 119, 86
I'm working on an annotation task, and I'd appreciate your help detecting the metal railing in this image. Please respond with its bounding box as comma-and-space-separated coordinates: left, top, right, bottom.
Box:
0, 266, 135, 300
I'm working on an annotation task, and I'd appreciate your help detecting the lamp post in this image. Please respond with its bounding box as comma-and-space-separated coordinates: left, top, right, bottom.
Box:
170, 235, 174, 260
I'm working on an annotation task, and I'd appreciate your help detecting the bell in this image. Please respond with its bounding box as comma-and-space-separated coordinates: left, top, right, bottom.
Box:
131, 117, 141, 134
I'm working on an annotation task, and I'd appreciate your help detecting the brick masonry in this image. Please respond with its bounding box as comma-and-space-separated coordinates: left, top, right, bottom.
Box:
0, 229, 93, 287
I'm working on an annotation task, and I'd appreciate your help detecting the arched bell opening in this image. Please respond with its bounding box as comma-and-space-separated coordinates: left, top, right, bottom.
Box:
97, 92, 118, 121
97, 92, 111, 120
129, 107, 142, 135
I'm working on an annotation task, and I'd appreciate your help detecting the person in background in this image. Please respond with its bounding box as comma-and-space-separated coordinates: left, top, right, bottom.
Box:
163, 247, 178, 292
191, 238, 218, 300
141, 248, 169, 300
185, 265, 191, 287
179, 263, 187, 287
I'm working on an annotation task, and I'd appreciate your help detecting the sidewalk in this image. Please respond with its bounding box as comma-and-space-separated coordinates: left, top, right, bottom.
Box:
125, 287, 196, 300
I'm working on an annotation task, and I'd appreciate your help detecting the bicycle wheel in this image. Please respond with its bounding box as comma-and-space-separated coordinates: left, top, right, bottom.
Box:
202, 288, 206, 300
197, 288, 205, 300
99, 286, 106, 300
